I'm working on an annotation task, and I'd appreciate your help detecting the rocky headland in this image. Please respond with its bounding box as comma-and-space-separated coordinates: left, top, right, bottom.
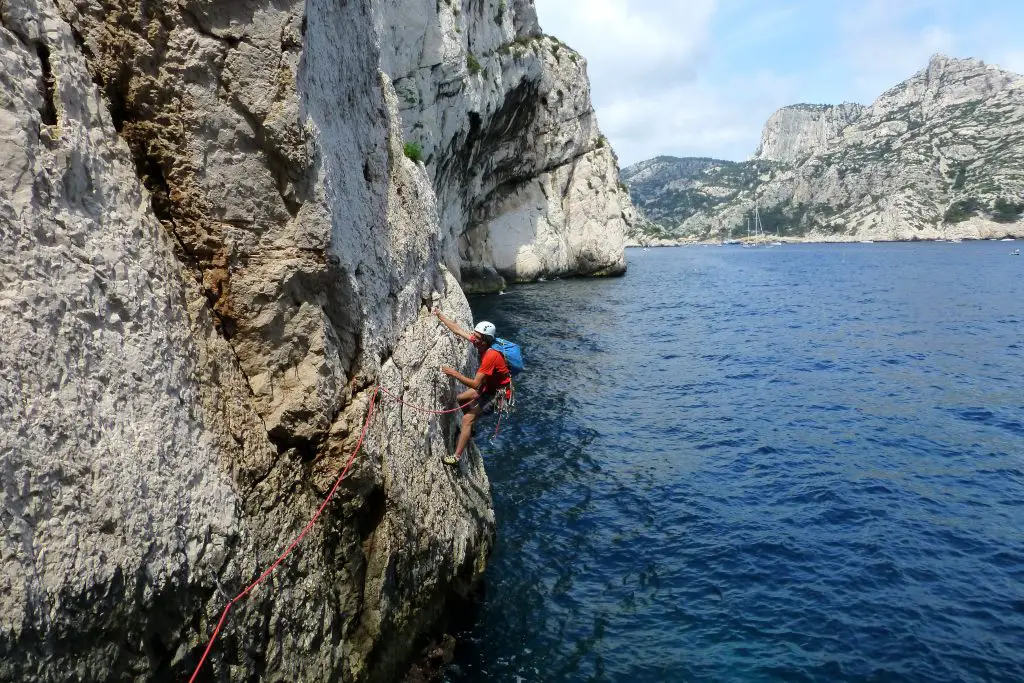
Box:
624, 55, 1024, 244
0, 0, 633, 680
379, 1, 636, 290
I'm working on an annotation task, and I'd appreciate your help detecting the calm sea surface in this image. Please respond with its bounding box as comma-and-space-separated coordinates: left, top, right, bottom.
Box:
449, 241, 1024, 683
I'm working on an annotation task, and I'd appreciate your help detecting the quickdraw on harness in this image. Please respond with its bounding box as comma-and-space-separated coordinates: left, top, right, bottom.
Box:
489, 381, 516, 440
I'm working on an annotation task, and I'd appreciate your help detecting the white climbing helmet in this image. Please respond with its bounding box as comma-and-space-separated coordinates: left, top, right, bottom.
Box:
473, 321, 496, 339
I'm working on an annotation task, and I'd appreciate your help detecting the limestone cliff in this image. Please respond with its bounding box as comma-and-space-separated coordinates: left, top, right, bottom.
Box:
376, 0, 632, 290
0, 1, 494, 681
626, 55, 1024, 243
753, 102, 865, 164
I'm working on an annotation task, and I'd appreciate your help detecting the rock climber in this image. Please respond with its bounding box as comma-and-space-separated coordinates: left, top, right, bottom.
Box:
432, 308, 512, 464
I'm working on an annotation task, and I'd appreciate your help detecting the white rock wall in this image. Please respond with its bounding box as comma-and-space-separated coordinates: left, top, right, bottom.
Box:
0, 4, 270, 679
754, 102, 865, 164
376, 0, 629, 288
466, 146, 631, 280
1, 0, 495, 680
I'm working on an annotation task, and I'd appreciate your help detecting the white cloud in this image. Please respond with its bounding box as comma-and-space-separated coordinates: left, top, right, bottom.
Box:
535, 0, 718, 101
599, 71, 800, 166
535, 0, 721, 164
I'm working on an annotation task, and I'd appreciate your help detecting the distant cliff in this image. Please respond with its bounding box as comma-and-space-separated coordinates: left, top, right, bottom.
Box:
377, 1, 636, 290
753, 102, 865, 164
621, 156, 762, 239
625, 55, 1024, 243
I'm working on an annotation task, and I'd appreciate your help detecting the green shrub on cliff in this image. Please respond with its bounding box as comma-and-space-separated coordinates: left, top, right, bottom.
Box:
992, 197, 1024, 223
403, 142, 424, 163
943, 198, 981, 223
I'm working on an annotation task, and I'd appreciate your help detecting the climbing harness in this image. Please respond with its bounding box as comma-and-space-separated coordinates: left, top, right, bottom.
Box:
185, 383, 498, 681
488, 382, 516, 440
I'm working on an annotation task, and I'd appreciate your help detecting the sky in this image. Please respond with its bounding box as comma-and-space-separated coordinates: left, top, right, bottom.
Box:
533, 0, 1024, 167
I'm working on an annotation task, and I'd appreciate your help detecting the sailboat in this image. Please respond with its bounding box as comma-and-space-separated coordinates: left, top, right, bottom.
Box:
748, 204, 780, 247
742, 216, 754, 247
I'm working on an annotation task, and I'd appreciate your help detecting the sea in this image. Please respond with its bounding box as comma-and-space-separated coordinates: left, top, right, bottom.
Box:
447, 241, 1024, 683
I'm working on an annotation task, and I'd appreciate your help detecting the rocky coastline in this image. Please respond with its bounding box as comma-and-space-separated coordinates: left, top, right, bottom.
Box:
627, 231, 1023, 248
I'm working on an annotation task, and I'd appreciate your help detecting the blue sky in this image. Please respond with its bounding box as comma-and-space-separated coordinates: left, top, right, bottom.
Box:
534, 0, 1024, 167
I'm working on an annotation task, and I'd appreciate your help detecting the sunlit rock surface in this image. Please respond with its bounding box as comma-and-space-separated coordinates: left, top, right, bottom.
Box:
376, 0, 632, 288
0, 1, 494, 680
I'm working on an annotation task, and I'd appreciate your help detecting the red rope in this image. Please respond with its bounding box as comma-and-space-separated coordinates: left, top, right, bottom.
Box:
187, 386, 380, 682
186, 381, 478, 681
377, 383, 476, 414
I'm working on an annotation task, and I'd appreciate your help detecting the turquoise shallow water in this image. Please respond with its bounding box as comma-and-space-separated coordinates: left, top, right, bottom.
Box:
448, 241, 1024, 682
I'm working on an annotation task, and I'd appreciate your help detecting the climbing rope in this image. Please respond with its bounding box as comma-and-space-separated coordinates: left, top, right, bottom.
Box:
377, 384, 476, 415
187, 386, 380, 682
185, 382, 488, 681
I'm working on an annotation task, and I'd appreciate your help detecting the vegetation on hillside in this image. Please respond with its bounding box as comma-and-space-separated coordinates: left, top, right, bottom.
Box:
622, 157, 772, 232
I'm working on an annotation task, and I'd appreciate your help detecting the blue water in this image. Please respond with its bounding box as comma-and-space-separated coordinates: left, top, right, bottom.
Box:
449, 242, 1024, 682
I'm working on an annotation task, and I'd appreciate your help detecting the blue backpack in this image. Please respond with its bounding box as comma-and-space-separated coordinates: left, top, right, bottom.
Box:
492, 338, 525, 377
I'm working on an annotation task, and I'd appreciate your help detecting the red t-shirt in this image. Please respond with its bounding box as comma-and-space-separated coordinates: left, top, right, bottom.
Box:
478, 348, 512, 394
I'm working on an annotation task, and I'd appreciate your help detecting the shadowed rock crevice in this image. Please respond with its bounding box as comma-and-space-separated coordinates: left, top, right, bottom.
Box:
34, 43, 57, 126
267, 429, 320, 462
0, 12, 58, 128
354, 485, 387, 541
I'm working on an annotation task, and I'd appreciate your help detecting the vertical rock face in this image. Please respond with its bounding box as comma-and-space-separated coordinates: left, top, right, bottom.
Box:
753, 102, 865, 164
375, 0, 632, 289
0, 1, 495, 681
